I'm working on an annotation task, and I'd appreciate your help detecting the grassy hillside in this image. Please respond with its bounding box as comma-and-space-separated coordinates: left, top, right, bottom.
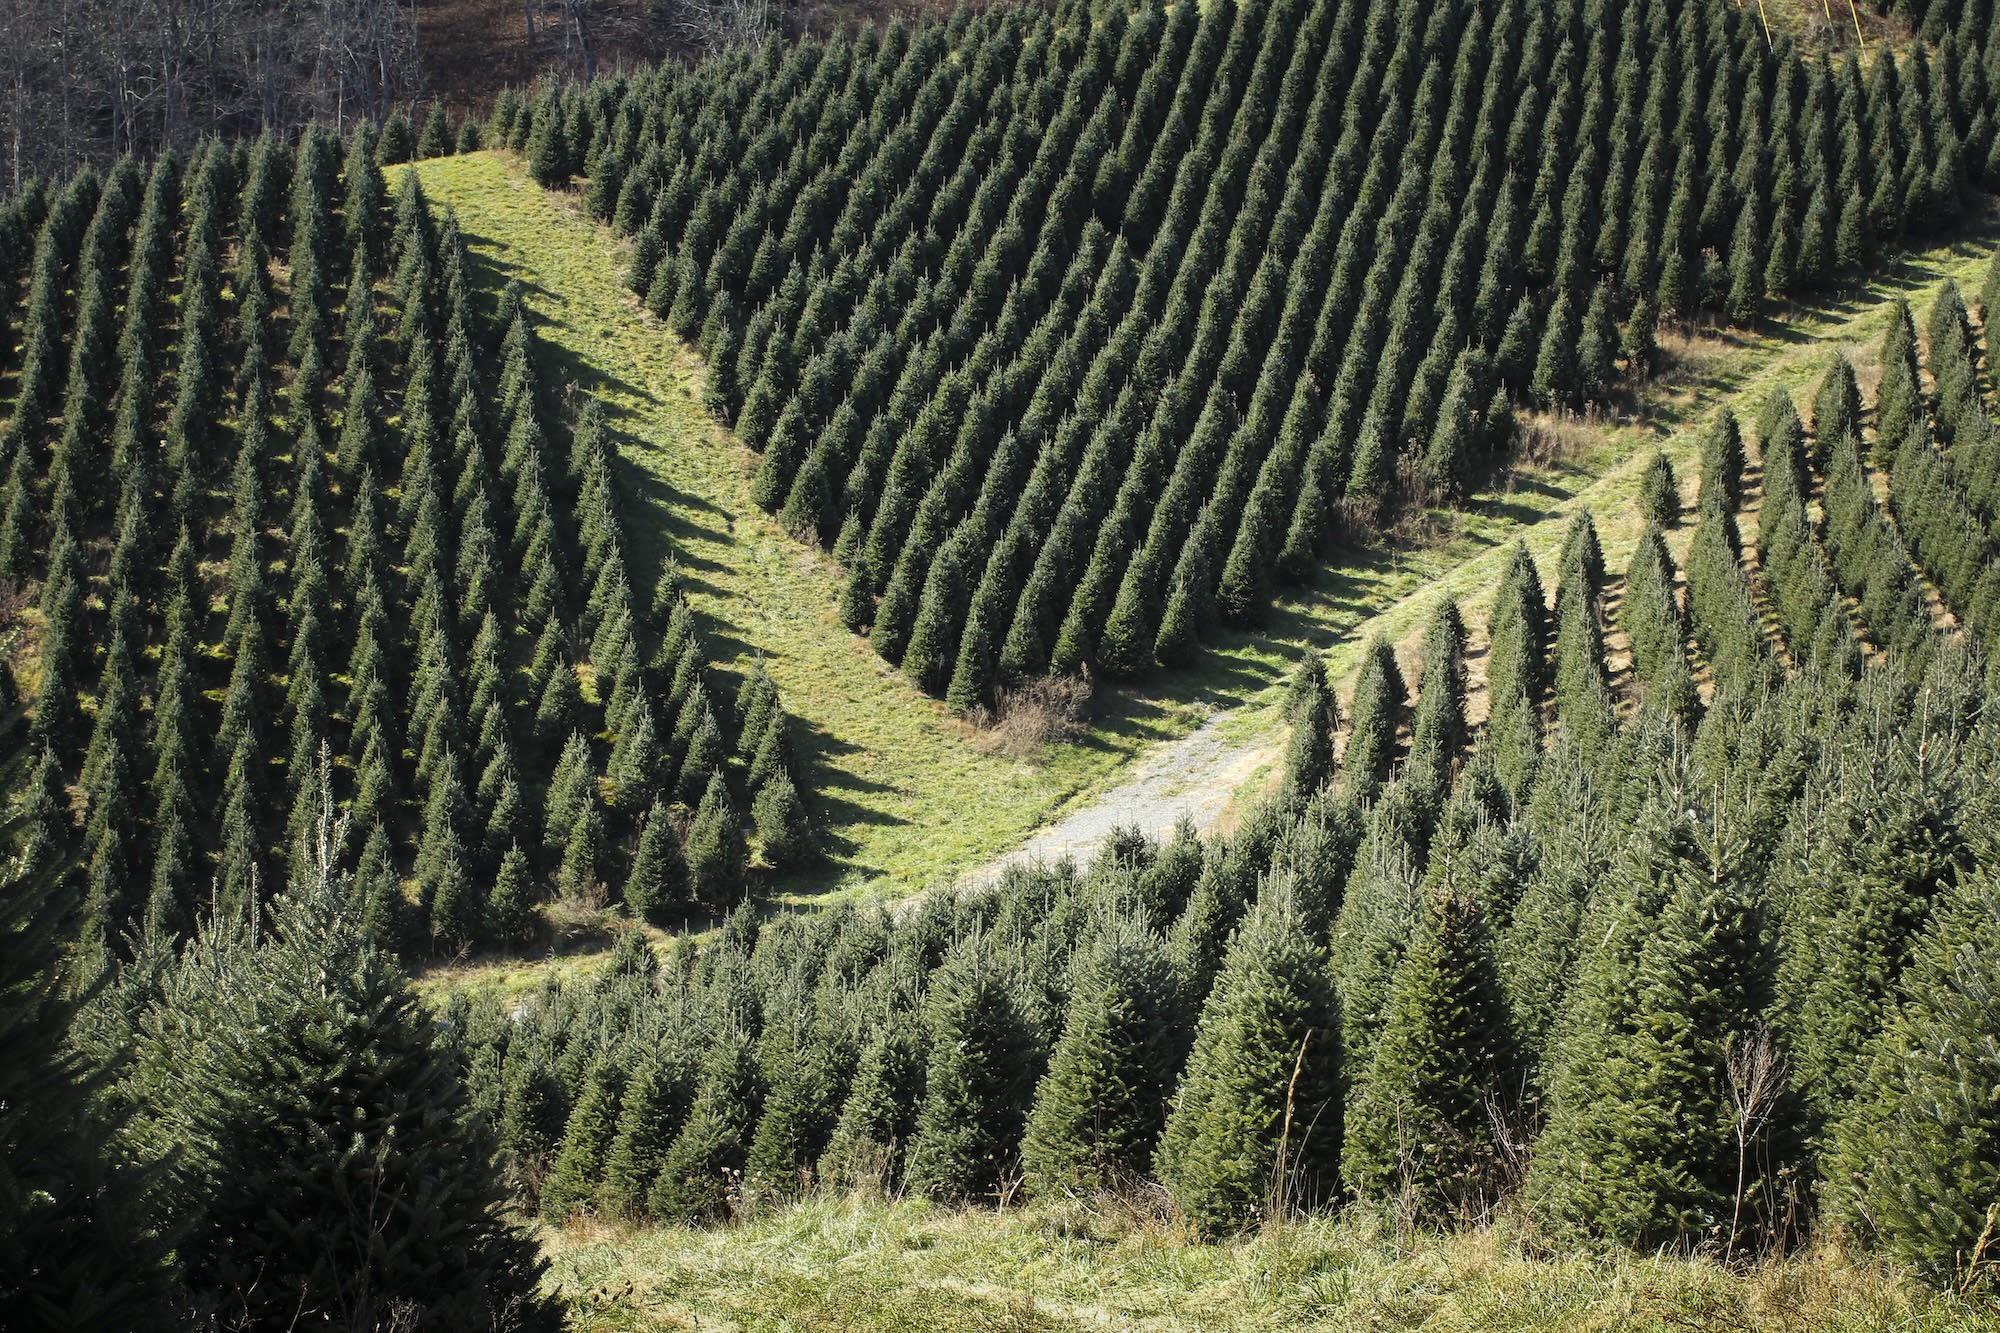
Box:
542, 1198, 2000, 1332
408, 150, 2000, 916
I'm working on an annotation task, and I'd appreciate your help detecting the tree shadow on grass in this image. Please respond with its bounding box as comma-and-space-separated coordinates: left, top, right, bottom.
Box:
785, 720, 908, 878
1475, 496, 1559, 527
607, 433, 733, 520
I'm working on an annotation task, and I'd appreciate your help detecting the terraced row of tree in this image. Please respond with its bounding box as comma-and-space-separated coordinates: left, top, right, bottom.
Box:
455, 270, 2000, 1280
0, 123, 813, 962
504, 0, 1992, 711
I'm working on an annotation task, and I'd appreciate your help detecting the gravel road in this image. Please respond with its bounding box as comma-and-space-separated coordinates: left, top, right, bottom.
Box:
959, 712, 1282, 885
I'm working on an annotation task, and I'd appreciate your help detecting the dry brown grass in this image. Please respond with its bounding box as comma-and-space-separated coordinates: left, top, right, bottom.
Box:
965, 675, 1093, 759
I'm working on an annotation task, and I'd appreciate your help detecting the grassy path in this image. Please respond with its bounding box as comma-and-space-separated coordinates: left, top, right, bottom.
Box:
411, 151, 2000, 905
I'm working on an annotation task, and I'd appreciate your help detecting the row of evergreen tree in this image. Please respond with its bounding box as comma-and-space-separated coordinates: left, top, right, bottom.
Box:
503, 0, 1992, 711
452, 274, 2000, 1284
0, 119, 812, 964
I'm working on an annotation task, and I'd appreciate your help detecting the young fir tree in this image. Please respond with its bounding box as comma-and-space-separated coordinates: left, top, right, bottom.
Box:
685, 770, 746, 904
1167, 836, 1260, 1010
525, 90, 573, 188
1810, 352, 1863, 466
557, 798, 605, 902
625, 800, 690, 923
1700, 408, 1747, 515
1155, 892, 1343, 1237
1020, 915, 1186, 1196
1138, 818, 1205, 928
0, 796, 178, 1329
903, 932, 1043, 1202
488, 843, 538, 945
539, 1051, 631, 1222
428, 853, 482, 954
122, 811, 555, 1330
1637, 450, 1681, 529
1342, 637, 1407, 797
1280, 656, 1339, 800
648, 1029, 762, 1224
599, 1043, 698, 1218
1775, 741, 1971, 1138
1826, 873, 2000, 1287
818, 1017, 929, 1193
1527, 795, 1771, 1251
751, 768, 810, 869
1485, 542, 1549, 802
1343, 889, 1520, 1222
1407, 598, 1468, 790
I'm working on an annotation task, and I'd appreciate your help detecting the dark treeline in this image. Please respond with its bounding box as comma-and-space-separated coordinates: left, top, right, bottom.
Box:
0, 0, 491, 192
454, 269, 2000, 1286
0, 118, 814, 966
501, 0, 1994, 712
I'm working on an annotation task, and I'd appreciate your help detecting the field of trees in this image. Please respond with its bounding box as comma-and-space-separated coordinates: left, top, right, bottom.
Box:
8, 0, 2000, 1326
453, 286, 2000, 1290
0, 122, 817, 967
509, 0, 1998, 711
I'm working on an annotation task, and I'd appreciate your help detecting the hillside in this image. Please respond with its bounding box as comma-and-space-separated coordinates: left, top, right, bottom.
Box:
407, 149, 1244, 899
8, 0, 2000, 1325
408, 143, 2000, 918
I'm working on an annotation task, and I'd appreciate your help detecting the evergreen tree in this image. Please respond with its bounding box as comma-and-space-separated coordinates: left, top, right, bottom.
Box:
1156, 895, 1343, 1236
626, 801, 690, 923
1342, 637, 1406, 796
1408, 598, 1468, 789
1700, 409, 1746, 515
904, 932, 1042, 1202
122, 823, 555, 1330
1021, 916, 1185, 1196
1485, 543, 1549, 802
1528, 797, 1772, 1250
1638, 450, 1681, 529
600, 1044, 698, 1218
685, 771, 746, 904
1280, 656, 1339, 800
1344, 890, 1519, 1222
429, 853, 482, 955
819, 1020, 928, 1193
751, 769, 810, 869
744, 986, 859, 1205
1776, 743, 1970, 1136
1827, 875, 2000, 1287
540, 1052, 631, 1222
649, 1030, 761, 1223
488, 844, 538, 946
0, 789, 177, 1329
526, 89, 574, 189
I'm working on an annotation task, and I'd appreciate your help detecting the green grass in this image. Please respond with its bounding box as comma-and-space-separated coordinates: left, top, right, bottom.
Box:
404, 151, 2000, 920
541, 1195, 2000, 1332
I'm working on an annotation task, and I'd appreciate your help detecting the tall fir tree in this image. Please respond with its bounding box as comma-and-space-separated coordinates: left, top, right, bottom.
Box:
1156, 894, 1343, 1236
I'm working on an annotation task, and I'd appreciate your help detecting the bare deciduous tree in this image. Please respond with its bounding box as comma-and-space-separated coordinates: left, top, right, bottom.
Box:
665, 0, 768, 55
1724, 1022, 1789, 1264
0, 0, 423, 189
